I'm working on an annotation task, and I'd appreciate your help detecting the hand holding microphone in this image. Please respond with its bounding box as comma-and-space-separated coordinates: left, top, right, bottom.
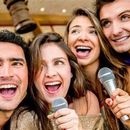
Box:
98, 67, 130, 122
48, 97, 79, 130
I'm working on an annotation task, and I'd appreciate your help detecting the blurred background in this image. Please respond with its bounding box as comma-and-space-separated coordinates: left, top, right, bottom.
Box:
0, 0, 95, 42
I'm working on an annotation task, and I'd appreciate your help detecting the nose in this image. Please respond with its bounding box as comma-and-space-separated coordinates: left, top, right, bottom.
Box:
79, 32, 89, 41
111, 22, 123, 36
0, 64, 13, 78
45, 66, 57, 77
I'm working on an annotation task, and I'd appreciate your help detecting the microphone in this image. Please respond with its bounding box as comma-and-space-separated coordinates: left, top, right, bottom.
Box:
98, 67, 129, 122
51, 97, 68, 112
51, 97, 68, 130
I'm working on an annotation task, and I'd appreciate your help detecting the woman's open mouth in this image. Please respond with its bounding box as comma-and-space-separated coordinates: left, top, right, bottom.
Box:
45, 81, 61, 94
75, 45, 92, 58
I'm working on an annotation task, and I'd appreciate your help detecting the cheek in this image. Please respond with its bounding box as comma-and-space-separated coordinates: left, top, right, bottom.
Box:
103, 28, 110, 38
96, 42, 101, 52
64, 68, 72, 81
68, 35, 76, 45
19, 69, 28, 85
96, 46, 101, 58
60, 65, 72, 77
93, 38, 100, 48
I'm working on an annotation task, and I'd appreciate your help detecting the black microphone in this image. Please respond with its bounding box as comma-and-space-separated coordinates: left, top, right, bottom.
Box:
98, 67, 129, 122
51, 97, 68, 130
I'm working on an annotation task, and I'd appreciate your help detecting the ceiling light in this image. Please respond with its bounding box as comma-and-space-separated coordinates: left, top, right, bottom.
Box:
40, 7, 45, 12
62, 9, 66, 13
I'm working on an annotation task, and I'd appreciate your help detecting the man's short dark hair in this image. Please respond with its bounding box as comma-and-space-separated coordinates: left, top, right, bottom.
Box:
0, 30, 32, 86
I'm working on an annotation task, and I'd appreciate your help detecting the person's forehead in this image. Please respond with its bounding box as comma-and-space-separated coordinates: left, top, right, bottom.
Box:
0, 42, 25, 58
100, 0, 130, 19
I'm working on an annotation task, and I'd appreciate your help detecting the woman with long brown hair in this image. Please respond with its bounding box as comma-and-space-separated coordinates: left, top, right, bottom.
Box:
65, 7, 130, 130
29, 32, 103, 130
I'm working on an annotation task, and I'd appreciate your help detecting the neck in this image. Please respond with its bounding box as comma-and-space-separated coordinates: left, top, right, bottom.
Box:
0, 110, 13, 129
83, 59, 99, 85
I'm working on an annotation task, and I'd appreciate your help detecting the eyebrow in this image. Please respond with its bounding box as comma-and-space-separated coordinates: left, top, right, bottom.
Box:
0, 57, 25, 63
100, 10, 130, 22
10, 58, 25, 62
53, 57, 67, 61
69, 25, 80, 30
0, 57, 26, 64
119, 10, 130, 16
41, 57, 67, 63
70, 25, 95, 30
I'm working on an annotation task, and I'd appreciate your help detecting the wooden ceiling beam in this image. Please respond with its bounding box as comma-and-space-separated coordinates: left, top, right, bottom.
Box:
0, 13, 70, 26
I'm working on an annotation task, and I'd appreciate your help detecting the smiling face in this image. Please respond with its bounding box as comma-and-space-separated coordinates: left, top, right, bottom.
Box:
34, 43, 72, 104
68, 16, 100, 67
99, 0, 130, 53
0, 42, 28, 111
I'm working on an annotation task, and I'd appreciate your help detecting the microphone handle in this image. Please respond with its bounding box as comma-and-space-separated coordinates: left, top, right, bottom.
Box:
103, 81, 130, 121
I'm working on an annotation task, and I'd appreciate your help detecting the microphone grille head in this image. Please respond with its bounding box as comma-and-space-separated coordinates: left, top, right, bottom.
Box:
51, 97, 68, 112
98, 67, 115, 84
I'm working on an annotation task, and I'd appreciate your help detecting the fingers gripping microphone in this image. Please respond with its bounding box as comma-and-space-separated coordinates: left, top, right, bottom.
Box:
51, 97, 68, 130
98, 67, 129, 122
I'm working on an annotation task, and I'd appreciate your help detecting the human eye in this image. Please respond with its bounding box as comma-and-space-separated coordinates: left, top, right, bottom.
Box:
12, 61, 24, 67
121, 14, 130, 22
89, 29, 97, 35
70, 28, 80, 34
55, 60, 64, 65
101, 20, 111, 28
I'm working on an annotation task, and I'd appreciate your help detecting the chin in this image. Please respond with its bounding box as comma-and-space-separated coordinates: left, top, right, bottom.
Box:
0, 106, 16, 111
116, 49, 128, 53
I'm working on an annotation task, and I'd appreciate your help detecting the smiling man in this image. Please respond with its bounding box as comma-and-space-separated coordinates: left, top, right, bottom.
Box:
0, 30, 32, 129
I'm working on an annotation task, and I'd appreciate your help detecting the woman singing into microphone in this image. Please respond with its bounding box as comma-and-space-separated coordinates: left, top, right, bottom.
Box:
29, 32, 103, 130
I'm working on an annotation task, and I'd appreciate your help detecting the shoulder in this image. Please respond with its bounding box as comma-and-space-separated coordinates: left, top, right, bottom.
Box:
87, 91, 99, 103
79, 114, 104, 130
10, 111, 39, 130
71, 90, 100, 115
18, 110, 37, 121
87, 90, 100, 115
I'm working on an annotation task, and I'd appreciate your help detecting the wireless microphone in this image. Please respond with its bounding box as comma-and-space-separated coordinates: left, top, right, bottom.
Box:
98, 67, 129, 122
51, 97, 68, 130
51, 97, 68, 112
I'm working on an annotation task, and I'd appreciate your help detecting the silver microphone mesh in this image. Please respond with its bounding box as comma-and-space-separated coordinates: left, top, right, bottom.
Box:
98, 67, 115, 84
51, 97, 68, 112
